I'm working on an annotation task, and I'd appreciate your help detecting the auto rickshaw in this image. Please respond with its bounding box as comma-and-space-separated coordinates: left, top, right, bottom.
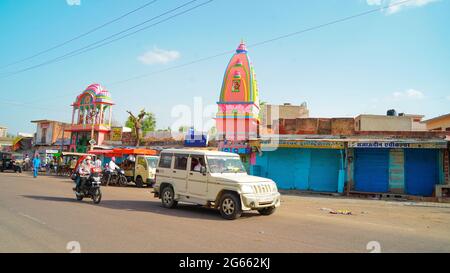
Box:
0, 152, 22, 173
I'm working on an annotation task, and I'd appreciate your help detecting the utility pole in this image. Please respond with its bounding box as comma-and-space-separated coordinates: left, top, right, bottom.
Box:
89, 108, 98, 152
61, 124, 64, 153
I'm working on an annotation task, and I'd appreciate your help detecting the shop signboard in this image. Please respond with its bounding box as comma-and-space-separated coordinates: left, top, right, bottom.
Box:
111, 127, 123, 142
219, 140, 251, 154
184, 128, 208, 147
256, 139, 345, 149
348, 141, 447, 149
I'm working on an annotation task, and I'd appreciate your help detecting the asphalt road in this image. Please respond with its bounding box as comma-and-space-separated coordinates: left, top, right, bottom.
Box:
1, 172, 450, 253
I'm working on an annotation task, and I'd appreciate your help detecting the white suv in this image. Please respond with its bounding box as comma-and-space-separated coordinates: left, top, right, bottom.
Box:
153, 149, 281, 220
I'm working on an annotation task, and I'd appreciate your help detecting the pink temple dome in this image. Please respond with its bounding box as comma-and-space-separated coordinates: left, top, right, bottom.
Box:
74, 83, 114, 105
236, 41, 247, 53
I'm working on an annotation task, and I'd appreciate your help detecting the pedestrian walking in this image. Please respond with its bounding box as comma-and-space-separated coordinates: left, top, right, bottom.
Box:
32, 155, 41, 178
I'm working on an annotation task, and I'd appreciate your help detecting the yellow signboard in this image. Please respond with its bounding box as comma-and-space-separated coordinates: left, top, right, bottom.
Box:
111, 127, 122, 142
256, 139, 345, 149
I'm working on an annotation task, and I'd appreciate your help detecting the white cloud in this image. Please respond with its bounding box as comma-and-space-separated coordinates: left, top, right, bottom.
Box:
446, 96, 450, 101
66, 0, 81, 6
392, 89, 425, 100
138, 47, 181, 65
366, 0, 439, 14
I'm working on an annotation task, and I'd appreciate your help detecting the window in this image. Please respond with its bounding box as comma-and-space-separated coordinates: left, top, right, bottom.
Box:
190, 156, 206, 172
207, 156, 246, 173
158, 153, 172, 168
41, 128, 47, 144
146, 157, 158, 169
174, 154, 188, 170
138, 157, 147, 170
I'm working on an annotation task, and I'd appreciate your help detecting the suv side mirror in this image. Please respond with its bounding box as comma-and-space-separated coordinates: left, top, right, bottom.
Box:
200, 166, 207, 175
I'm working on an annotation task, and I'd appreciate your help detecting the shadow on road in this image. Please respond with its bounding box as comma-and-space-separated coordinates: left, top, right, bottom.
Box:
22, 195, 261, 221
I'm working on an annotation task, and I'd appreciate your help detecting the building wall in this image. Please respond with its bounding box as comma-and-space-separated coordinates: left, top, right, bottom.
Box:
426, 116, 450, 131
331, 118, 355, 135
356, 115, 412, 131
51, 122, 67, 144
261, 103, 309, 129
34, 121, 69, 146
276, 118, 355, 135
35, 122, 54, 145
0, 127, 7, 138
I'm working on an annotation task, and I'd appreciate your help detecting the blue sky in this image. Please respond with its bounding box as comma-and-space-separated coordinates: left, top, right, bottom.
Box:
0, 0, 449, 134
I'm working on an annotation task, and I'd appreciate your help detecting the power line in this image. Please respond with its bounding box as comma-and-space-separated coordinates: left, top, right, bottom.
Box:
0, 0, 212, 79
0, 0, 159, 70
109, 0, 416, 86
7, 0, 416, 107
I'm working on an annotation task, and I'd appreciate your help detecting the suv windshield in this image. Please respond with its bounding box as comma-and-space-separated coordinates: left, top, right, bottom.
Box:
207, 156, 246, 173
146, 157, 158, 169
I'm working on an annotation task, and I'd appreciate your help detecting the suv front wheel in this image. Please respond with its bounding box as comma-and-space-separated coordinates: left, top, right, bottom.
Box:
161, 186, 178, 209
219, 193, 242, 220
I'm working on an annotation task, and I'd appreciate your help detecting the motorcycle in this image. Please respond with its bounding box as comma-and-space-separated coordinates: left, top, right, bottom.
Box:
102, 168, 128, 187
73, 167, 102, 204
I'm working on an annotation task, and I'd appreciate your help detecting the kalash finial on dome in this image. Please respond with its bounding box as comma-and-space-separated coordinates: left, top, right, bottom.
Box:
236, 39, 247, 54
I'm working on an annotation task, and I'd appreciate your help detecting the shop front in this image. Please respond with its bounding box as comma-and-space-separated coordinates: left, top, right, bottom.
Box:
249, 139, 346, 193
348, 140, 447, 196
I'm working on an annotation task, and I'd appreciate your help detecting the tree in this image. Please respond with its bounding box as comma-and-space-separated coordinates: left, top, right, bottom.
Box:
178, 125, 191, 133
125, 109, 156, 146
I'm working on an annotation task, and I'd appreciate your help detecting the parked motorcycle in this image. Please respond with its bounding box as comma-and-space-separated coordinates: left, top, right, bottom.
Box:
73, 167, 102, 204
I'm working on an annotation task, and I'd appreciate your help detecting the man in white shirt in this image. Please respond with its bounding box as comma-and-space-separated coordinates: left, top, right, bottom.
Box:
192, 158, 204, 172
108, 157, 118, 172
95, 158, 102, 168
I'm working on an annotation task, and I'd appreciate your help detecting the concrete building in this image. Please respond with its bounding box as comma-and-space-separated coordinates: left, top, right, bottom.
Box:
31, 120, 70, 147
260, 102, 309, 130
355, 114, 426, 132
424, 113, 450, 132
0, 126, 7, 138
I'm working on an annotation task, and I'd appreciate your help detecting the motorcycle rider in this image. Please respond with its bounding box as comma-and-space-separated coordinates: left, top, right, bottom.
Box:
74, 156, 93, 191
105, 157, 119, 185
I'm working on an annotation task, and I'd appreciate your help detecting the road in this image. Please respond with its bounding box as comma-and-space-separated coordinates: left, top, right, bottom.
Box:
1, 172, 450, 253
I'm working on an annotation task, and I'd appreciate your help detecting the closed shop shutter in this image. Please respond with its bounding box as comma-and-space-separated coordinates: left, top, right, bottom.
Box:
308, 149, 340, 192
261, 148, 311, 190
266, 149, 296, 189
354, 149, 389, 193
405, 149, 438, 196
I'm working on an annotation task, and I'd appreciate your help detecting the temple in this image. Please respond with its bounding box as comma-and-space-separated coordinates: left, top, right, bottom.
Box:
216, 41, 260, 169
66, 83, 114, 153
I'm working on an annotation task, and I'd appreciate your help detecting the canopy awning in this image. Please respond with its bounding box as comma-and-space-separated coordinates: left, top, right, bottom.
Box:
88, 148, 158, 158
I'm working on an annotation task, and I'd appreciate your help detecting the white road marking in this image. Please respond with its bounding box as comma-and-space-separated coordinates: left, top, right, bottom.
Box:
18, 212, 46, 225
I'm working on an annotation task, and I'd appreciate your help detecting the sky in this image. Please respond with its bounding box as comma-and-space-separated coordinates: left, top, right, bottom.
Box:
0, 0, 449, 134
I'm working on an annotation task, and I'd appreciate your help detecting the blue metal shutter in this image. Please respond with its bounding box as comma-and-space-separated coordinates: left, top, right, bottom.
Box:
266, 149, 296, 189
405, 149, 438, 196
308, 149, 340, 192
354, 149, 389, 193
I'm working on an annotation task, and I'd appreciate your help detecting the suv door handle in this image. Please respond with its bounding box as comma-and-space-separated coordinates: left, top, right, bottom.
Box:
189, 172, 193, 175
173, 170, 176, 173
